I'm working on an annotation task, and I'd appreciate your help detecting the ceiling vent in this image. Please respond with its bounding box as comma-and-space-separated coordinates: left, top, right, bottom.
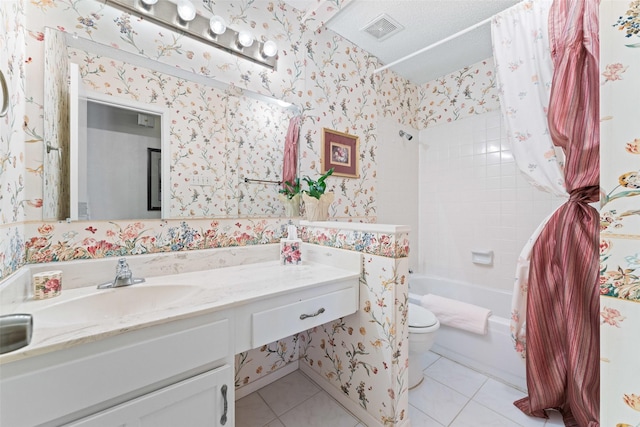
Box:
361, 14, 403, 41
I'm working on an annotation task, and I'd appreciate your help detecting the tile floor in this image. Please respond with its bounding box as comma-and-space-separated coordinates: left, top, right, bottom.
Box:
235, 351, 566, 427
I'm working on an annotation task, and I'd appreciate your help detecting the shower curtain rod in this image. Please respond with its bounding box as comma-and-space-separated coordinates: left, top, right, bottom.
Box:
373, 15, 493, 74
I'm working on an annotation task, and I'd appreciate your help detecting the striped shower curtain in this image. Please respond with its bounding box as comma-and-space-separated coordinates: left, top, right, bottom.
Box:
493, 0, 600, 425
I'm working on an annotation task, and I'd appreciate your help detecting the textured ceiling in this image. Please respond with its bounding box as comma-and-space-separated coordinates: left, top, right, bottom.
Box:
288, 0, 521, 85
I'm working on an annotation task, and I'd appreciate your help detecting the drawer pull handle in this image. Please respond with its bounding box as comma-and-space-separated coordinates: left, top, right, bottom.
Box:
220, 384, 228, 425
300, 307, 325, 320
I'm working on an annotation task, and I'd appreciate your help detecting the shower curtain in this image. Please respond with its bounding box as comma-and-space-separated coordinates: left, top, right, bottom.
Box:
491, 0, 566, 362
492, 0, 600, 425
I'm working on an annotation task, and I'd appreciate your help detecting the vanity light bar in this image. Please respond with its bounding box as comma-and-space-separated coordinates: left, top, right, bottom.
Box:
105, 0, 277, 69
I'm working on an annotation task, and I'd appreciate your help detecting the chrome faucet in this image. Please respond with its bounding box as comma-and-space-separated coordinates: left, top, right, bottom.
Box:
97, 258, 145, 289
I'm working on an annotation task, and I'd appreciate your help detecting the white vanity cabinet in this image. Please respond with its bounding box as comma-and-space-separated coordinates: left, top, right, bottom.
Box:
67, 366, 232, 427
0, 311, 234, 427
0, 247, 362, 426
241, 284, 357, 352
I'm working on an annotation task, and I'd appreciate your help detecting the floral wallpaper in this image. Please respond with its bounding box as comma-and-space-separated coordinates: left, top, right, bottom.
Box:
0, 7, 517, 423
222, 222, 411, 426
301, 223, 410, 258
235, 334, 300, 387
599, 0, 640, 301
300, 252, 409, 425
297, 0, 354, 33
2, 0, 638, 424
21, 0, 386, 226
600, 1, 640, 426
0, 0, 506, 278
0, 0, 27, 279
232, 95, 292, 217
414, 59, 500, 128
24, 217, 287, 263
234, 222, 410, 425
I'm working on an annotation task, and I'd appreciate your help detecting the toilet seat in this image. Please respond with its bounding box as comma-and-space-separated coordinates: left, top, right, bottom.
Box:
408, 303, 438, 329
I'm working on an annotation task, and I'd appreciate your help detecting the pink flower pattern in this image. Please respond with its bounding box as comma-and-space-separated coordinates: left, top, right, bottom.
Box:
280, 241, 302, 265
602, 63, 628, 83
600, 306, 626, 327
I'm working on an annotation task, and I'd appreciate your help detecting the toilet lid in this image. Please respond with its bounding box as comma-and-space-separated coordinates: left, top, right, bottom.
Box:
409, 303, 438, 327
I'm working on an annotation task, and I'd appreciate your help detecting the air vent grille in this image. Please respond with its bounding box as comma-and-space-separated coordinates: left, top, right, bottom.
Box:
361, 14, 403, 41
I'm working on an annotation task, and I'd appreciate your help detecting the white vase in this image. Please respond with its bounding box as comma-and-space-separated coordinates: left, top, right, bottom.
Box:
302, 192, 334, 221
279, 193, 300, 217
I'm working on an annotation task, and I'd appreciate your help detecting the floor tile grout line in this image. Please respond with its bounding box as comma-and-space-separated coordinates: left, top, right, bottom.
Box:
422, 356, 492, 396
260, 385, 323, 420
427, 351, 528, 394
253, 391, 280, 427
408, 402, 446, 427
446, 398, 474, 427
255, 370, 325, 415
296, 369, 363, 424
476, 399, 527, 427
421, 375, 473, 427
249, 353, 530, 427
422, 372, 483, 401
263, 381, 362, 426
467, 379, 542, 427
465, 375, 489, 405
422, 374, 533, 427
421, 354, 442, 371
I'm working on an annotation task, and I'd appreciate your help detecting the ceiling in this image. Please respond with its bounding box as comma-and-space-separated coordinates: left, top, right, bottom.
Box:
287, 0, 521, 85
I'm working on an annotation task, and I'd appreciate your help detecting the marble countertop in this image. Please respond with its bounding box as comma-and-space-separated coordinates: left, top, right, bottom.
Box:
1, 259, 360, 364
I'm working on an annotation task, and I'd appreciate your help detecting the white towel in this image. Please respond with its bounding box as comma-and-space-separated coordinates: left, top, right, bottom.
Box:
420, 294, 492, 335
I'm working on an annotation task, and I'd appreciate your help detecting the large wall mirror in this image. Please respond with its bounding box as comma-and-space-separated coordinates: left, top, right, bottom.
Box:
72, 80, 170, 221
43, 28, 299, 222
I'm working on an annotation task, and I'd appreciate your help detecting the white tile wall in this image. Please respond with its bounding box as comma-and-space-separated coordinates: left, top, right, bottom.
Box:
418, 111, 565, 291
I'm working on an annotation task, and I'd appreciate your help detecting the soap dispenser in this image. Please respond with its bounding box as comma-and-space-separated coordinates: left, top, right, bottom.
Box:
280, 222, 302, 265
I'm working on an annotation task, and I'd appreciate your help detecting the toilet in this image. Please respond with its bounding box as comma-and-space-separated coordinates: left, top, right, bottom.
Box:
408, 302, 440, 389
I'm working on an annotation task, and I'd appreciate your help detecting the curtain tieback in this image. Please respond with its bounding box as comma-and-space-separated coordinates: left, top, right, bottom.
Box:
569, 185, 599, 204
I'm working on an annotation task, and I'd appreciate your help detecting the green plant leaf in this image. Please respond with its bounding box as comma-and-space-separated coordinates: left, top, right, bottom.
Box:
279, 178, 301, 199
302, 168, 334, 199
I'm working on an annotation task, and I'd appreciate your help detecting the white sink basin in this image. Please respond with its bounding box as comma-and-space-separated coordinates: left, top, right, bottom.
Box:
33, 285, 201, 326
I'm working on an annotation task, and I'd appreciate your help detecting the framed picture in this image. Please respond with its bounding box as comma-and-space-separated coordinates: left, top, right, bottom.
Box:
147, 148, 161, 211
321, 128, 359, 178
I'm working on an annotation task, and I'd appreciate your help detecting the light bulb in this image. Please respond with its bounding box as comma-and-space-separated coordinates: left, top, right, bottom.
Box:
209, 15, 226, 35
140, 0, 158, 5
237, 30, 254, 48
176, 0, 196, 22
261, 40, 278, 58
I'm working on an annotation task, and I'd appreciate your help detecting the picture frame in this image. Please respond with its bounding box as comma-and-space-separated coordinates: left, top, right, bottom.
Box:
321, 128, 359, 178
147, 148, 162, 211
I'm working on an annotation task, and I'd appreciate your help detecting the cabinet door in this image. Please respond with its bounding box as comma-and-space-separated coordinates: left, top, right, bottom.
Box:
67, 365, 233, 427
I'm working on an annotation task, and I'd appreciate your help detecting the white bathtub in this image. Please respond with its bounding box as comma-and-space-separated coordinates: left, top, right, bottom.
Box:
409, 274, 526, 391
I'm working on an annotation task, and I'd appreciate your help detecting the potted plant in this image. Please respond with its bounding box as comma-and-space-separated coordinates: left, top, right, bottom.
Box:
301, 168, 334, 221
278, 177, 301, 217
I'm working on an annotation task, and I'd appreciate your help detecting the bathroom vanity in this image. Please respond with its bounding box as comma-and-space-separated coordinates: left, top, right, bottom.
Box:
0, 244, 361, 426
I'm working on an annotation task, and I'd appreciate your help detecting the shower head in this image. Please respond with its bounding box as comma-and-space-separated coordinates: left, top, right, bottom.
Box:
399, 130, 413, 141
